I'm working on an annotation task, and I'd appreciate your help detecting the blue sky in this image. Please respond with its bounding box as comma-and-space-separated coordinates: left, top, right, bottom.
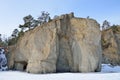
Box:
0, 0, 120, 37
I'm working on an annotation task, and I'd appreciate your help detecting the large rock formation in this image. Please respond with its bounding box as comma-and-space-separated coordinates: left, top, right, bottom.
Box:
8, 13, 102, 73
102, 26, 120, 65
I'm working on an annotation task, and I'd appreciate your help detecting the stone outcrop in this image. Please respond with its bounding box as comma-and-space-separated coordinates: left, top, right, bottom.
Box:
102, 26, 120, 65
8, 13, 102, 73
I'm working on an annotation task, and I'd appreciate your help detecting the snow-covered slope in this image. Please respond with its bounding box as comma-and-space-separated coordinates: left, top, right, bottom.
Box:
101, 64, 120, 73
0, 48, 8, 71
0, 64, 120, 80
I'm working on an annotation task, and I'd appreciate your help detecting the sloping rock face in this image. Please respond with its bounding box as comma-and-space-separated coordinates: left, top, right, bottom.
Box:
102, 27, 120, 65
8, 13, 102, 73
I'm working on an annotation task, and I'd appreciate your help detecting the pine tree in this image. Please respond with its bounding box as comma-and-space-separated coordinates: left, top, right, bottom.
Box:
23, 15, 34, 30
38, 11, 50, 25
102, 20, 110, 30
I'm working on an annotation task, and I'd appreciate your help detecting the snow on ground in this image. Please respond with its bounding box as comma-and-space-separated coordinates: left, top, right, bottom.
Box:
101, 64, 120, 73
0, 64, 120, 80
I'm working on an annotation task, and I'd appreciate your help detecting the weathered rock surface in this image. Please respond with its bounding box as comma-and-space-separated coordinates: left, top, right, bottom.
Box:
8, 13, 102, 73
102, 26, 120, 65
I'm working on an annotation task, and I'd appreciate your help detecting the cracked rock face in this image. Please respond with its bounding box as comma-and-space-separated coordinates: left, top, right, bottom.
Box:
8, 13, 102, 74
0, 48, 8, 71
